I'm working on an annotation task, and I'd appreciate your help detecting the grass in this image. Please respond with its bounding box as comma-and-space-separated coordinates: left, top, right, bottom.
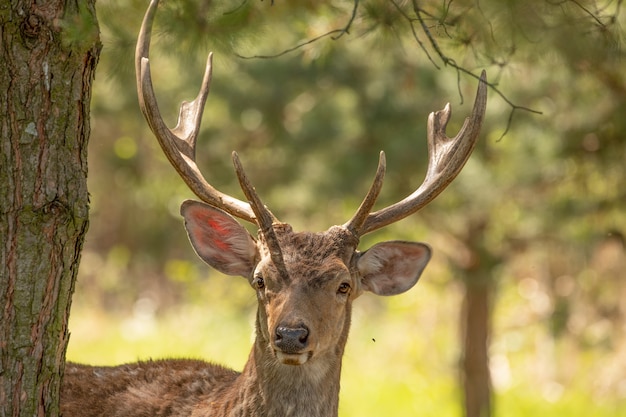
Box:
66, 275, 626, 417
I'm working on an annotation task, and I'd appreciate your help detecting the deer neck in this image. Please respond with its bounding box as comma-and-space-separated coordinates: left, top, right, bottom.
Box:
226, 311, 349, 417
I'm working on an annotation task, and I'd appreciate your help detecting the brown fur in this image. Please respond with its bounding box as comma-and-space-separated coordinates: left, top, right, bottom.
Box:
105, 0, 483, 412
62, 209, 430, 416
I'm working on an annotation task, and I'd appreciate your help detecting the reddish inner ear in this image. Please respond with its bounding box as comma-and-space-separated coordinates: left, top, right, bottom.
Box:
180, 200, 257, 278
196, 215, 231, 251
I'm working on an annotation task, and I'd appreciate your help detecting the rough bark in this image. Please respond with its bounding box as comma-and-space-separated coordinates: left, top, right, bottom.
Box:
0, 1, 100, 416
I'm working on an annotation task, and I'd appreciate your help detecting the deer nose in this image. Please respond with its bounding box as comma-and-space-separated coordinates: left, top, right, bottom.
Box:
274, 325, 309, 353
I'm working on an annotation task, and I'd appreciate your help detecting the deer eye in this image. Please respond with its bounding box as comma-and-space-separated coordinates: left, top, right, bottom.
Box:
337, 282, 351, 294
253, 275, 265, 290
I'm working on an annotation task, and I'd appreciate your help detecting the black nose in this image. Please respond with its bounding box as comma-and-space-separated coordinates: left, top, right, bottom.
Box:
275, 325, 309, 353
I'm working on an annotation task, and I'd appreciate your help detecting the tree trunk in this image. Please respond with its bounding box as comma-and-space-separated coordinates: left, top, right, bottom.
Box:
0, 2, 100, 416
461, 276, 492, 417
456, 220, 496, 417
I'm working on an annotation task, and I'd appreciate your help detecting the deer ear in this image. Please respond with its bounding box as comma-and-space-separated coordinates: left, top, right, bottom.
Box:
180, 200, 257, 278
357, 241, 431, 296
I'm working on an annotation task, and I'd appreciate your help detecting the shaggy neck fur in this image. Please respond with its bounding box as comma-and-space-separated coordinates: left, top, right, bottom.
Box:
212, 304, 351, 417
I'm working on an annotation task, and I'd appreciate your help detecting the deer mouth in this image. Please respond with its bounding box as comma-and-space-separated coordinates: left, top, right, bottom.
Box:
275, 350, 313, 366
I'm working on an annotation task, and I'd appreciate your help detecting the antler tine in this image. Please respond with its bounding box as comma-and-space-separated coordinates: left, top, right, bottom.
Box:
135, 0, 256, 223
232, 152, 290, 279
343, 151, 386, 236
231, 152, 278, 233
356, 71, 488, 236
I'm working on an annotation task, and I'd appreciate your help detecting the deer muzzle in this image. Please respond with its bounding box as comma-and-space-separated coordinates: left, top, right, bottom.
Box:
274, 325, 312, 365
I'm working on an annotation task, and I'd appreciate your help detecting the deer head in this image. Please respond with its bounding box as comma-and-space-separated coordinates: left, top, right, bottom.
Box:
135, 0, 487, 370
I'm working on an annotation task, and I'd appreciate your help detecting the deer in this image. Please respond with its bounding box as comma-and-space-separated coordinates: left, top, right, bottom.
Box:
61, 0, 487, 416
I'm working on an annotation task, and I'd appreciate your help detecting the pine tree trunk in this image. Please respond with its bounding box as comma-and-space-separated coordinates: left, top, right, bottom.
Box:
0, 2, 100, 416
458, 220, 496, 417
461, 277, 492, 417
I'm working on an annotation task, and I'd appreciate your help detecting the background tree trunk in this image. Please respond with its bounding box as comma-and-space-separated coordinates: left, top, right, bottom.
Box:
461, 276, 492, 417
0, 2, 100, 416
458, 219, 498, 417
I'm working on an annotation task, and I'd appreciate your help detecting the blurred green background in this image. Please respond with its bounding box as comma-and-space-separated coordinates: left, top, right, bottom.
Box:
66, 1, 626, 416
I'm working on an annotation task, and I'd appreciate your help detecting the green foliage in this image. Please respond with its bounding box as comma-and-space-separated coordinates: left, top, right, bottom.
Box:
69, 0, 626, 415
59, 2, 100, 53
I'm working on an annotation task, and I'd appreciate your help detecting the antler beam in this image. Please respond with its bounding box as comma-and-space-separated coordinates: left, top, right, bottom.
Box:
135, 0, 257, 224
346, 71, 488, 236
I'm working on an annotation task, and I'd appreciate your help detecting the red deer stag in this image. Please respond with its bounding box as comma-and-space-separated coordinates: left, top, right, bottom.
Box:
61, 0, 487, 415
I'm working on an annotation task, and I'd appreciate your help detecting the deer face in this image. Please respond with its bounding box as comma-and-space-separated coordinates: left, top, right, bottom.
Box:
181, 200, 431, 367
251, 225, 358, 366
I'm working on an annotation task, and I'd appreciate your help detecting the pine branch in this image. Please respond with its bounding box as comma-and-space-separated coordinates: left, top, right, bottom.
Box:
408, 0, 542, 139
235, 0, 359, 59
236, 0, 544, 138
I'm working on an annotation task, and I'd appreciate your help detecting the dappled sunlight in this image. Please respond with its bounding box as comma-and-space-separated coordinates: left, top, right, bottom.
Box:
68, 247, 626, 415
62, 0, 626, 415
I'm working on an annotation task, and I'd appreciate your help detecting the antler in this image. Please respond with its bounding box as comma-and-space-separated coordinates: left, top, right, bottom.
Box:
135, 0, 276, 226
137, 0, 487, 236
345, 71, 488, 237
